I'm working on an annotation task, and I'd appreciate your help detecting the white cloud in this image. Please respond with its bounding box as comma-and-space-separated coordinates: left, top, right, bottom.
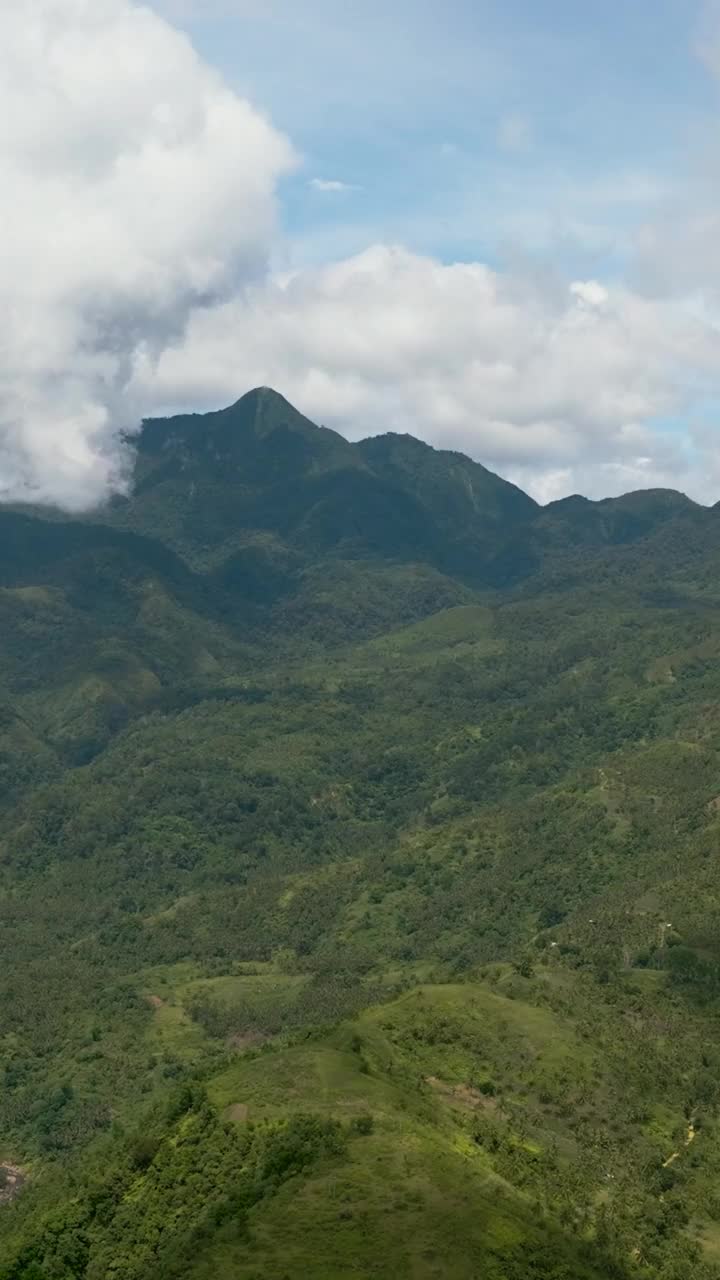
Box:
570, 281, 609, 308
137, 245, 720, 502
309, 178, 358, 192
0, 0, 294, 509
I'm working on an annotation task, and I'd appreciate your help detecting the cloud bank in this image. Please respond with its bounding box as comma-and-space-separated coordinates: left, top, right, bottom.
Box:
0, 0, 293, 508
140, 246, 720, 502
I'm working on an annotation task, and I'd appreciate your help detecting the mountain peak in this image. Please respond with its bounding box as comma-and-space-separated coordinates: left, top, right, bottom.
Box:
138, 386, 351, 459
224, 385, 299, 432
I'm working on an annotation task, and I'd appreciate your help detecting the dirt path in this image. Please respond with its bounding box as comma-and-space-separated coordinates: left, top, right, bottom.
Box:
662, 1120, 696, 1169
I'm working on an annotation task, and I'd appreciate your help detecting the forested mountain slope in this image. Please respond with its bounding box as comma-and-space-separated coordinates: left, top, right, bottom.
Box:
3, 390, 720, 1278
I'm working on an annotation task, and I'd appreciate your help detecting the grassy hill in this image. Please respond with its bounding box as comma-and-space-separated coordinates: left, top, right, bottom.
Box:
4, 390, 720, 1277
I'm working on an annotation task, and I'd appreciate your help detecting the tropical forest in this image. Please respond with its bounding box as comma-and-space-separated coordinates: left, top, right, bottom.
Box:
1, 388, 720, 1277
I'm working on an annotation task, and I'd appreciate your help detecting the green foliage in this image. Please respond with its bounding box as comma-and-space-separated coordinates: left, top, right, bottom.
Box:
7, 389, 720, 1275
1, 1090, 344, 1280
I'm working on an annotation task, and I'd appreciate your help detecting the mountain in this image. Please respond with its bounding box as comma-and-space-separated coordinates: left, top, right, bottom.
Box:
4, 389, 720, 1279
102, 388, 544, 593
532, 488, 706, 567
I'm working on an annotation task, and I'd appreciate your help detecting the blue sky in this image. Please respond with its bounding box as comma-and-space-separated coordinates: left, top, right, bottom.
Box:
166, 0, 714, 270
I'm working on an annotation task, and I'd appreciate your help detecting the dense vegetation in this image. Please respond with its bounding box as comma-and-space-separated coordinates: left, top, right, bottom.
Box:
4, 388, 720, 1276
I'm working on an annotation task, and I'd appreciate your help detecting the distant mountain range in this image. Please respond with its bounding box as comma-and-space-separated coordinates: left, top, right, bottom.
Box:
111, 386, 705, 574
3, 385, 711, 599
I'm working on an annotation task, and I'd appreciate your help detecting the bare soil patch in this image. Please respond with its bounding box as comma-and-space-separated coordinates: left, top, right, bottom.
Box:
0, 1165, 26, 1204
225, 1103, 250, 1123
228, 1030, 268, 1052
425, 1076, 497, 1111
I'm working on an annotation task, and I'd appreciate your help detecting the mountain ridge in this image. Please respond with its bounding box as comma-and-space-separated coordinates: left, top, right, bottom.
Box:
136, 385, 702, 512
95, 387, 708, 590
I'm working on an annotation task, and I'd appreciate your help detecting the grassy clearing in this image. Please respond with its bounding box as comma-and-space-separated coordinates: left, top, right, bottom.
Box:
192, 980, 628, 1279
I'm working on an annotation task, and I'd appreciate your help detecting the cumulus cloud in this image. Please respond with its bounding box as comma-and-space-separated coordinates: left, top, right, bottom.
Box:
569, 281, 609, 308
137, 245, 720, 501
0, 0, 294, 509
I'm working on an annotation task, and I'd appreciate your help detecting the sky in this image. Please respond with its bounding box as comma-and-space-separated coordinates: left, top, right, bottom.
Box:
4, 0, 720, 507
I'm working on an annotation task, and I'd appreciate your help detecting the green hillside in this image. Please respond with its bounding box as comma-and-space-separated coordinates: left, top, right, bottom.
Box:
3, 389, 720, 1278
